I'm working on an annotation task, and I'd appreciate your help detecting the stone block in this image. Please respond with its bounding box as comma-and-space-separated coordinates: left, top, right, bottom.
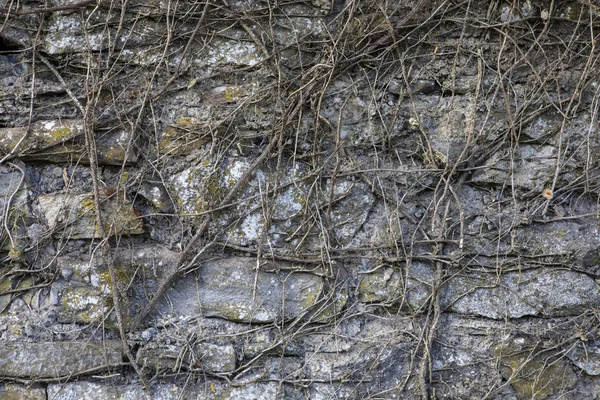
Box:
0, 121, 135, 164
0, 384, 46, 400
443, 268, 600, 319
48, 381, 185, 400
493, 336, 577, 400
471, 144, 556, 191
43, 13, 175, 55
196, 343, 236, 373
39, 190, 144, 239
0, 341, 122, 378
138, 343, 236, 373
151, 257, 324, 324
358, 266, 402, 303
567, 340, 600, 376
211, 382, 281, 400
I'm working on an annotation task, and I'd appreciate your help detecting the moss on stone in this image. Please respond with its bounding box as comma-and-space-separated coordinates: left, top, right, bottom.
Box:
0, 120, 82, 155
158, 117, 212, 155
493, 339, 577, 400
59, 286, 108, 324
312, 286, 348, 322
358, 267, 401, 303
0, 384, 45, 400
171, 165, 218, 216
0, 276, 12, 314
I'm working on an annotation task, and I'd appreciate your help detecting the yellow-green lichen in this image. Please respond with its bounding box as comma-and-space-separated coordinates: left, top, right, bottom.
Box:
358, 267, 402, 303
313, 287, 348, 322
90, 264, 132, 294
7, 246, 23, 263
493, 340, 577, 400
59, 286, 107, 323
554, 3, 584, 19
158, 117, 212, 155
0, 276, 12, 314
215, 301, 248, 321
299, 281, 323, 310
172, 165, 219, 216
98, 145, 129, 164
209, 85, 249, 103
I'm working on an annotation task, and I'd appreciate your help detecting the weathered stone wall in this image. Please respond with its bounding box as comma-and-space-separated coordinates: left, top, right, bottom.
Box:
1, 0, 600, 398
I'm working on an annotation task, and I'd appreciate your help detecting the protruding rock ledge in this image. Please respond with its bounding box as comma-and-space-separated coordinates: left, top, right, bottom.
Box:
138, 343, 236, 373
151, 257, 327, 324
0, 341, 123, 378
0, 120, 136, 165
39, 190, 144, 239
443, 268, 600, 319
0, 120, 82, 155
0, 384, 46, 399
47, 381, 184, 400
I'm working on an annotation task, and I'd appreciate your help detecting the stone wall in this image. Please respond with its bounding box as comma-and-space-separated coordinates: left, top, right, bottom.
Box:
1, 0, 600, 398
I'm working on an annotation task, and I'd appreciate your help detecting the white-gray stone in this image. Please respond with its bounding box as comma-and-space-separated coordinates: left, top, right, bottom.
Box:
0, 341, 122, 378
442, 268, 600, 319
567, 340, 600, 376
153, 257, 325, 323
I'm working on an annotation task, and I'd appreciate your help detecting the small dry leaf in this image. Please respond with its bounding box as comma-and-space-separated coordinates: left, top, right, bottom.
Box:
542, 188, 553, 199
187, 78, 198, 90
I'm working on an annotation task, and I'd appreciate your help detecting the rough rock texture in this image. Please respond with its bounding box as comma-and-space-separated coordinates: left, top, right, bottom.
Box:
150, 257, 326, 324
1, 0, 600, 399
0, 341, 123, 378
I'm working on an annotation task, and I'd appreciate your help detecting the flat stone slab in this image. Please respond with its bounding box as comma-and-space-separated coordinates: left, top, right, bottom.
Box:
0, 120, 135, 164
443, 268, 600, 319
48, 381, 183, 400
493, 336, 577, 400
47, 379, 282, 399
153, 257, 324, 323
471, 144, 556, 191
138, 343, 236, 373
39, 190, 144, 239
0, 384, 46, 400
0, 120, 82, 155
0, 341, 122, 378
567, 340, 600, 376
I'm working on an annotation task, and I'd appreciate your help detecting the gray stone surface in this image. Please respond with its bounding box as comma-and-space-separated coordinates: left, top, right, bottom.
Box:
211, 382, 282, 400
48, 381, 185, 400
443, 268, 600, 319
567, 340, 600, 376
39, 191, 144, 239
138, 343, 236, 373
0, 341, 122, 378
0, 384, 46, 400
471, 144, 556, 191
153, 257, 325, 323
